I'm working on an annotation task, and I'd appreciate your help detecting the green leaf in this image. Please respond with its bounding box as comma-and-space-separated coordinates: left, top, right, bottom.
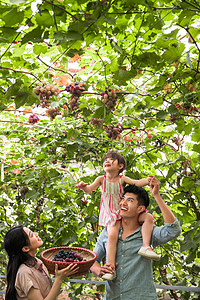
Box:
156, 111, 168, 120
2, 8, 24, 26
33, 44, 48, 55
162, 44, 185, 63
67, 129, 80, 139
35, 10, 54, 27
54, 31, 83, 42
22, 27, 44, 44
193, 144, 200, 153
138, 52, 161, 67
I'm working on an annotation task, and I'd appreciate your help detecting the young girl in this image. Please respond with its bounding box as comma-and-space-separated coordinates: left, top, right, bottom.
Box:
4, 225, 78, 300
76, 152, 160, 281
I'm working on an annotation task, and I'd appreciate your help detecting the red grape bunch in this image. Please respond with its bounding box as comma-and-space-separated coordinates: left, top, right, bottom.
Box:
53, 249, 86, 262
101, 89, 118, 110
33, 84, 60, 108
90, 118, 104, 127
105, 124, 123, 140
28, 114, 39, 124
65, 82, 86, 111
47, 107, 61, 120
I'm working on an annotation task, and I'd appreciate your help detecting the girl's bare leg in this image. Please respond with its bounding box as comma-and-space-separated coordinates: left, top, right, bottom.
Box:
138, 212, 161, 260
102, 220, 121, 280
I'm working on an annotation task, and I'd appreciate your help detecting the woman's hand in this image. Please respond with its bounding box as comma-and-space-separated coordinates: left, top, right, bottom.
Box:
55, 263, 79, 281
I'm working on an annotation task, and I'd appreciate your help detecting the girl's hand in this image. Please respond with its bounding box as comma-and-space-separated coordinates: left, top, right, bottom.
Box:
55, 263, 79, 281
76, 181, 88, 191
149, 176, 161, 196
147, 175, 154, 184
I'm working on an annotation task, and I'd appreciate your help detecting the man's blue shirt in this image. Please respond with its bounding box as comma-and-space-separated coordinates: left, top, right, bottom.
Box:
94, 219, 181, 300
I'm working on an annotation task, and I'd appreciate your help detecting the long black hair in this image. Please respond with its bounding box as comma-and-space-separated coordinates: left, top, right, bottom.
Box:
4, 225, 37, 300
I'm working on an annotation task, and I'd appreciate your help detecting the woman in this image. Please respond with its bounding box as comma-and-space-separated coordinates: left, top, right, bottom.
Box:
4, 225, 78, 300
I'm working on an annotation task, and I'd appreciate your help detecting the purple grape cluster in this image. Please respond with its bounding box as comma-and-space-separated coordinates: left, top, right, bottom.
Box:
105, 124, 123, 139
65, 83, 86, 111
28, 114, 39, 124
90, 118, 104, 127
47, 107, 61, 120
35, 197, 45, 212
53, 250, 86, 262
33, 85, 60, 108
101, 89, 118, 110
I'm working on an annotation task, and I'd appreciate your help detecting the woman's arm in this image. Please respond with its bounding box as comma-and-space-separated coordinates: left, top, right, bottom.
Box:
28, 263, 78, 300
76, 176, 103, 193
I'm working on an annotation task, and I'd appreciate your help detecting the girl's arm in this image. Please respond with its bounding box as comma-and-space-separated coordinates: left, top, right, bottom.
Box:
76, 176, 103, 193
28, 263, 78, 300
122, 175, 152, 187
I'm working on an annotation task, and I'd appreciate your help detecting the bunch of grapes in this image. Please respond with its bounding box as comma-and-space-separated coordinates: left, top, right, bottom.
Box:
33, 85, 60, 108
47, 108, 61, 120
101, 89, 118, 110
35, 197, 45, 213
90, 118, 104, 127
28, 114, 39, 124
53, 250, 86, 262
105, 124, 123, 140
169, 114, 180, 124
65, 83, 86, 111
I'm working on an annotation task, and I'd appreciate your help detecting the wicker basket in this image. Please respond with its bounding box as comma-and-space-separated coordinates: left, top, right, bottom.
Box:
41, 246, 97, 276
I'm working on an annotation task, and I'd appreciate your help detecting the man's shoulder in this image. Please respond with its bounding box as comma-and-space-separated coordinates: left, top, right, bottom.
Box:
152, 218, 181, 232
98, 227, 108, 241
151, 218, 182, 246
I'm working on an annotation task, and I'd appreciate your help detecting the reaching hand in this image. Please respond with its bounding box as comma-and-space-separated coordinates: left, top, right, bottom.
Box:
149, 176, 161, 196
55, 263, 79, 281
76, 181, 88, 191
147, 175, 154, 185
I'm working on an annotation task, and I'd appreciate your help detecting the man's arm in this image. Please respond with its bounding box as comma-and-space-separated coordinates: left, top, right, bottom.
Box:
89, 228, 115, 277
149, 177, 182, 247
150, 176, 176, 223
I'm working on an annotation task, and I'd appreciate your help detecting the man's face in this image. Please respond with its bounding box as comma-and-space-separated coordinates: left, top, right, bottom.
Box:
119, 192, 144, 218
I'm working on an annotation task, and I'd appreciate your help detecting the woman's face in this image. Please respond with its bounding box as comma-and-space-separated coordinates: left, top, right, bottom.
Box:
23, 227, 43, 256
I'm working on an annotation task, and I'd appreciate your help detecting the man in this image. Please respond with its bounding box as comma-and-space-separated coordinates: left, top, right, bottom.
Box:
90, 176, 182, 299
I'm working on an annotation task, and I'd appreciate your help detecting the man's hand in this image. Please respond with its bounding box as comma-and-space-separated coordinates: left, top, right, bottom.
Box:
149, 176, 161, 196
99, 263, 117, 277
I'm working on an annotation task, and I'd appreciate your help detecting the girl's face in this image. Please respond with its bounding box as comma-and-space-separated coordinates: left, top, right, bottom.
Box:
23, 227, 43, 256
103, 157, 123, 173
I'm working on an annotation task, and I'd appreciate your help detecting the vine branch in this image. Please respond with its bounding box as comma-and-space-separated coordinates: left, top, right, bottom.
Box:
0, 66, 42, 82
36, 56, 74, 78
42, 0, 79, 20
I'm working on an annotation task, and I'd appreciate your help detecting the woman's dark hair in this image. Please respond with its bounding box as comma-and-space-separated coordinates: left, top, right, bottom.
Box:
123, 184, 150, 208
104, 152, 127, 173
4, 225, 37, 300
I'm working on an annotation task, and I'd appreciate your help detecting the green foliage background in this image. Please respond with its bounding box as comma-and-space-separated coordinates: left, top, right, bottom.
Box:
0, 0, 200, 299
